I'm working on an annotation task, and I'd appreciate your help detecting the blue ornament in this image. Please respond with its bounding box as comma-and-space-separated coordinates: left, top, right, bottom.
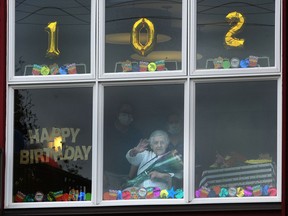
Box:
116, 190, 122, 200
175, 189, 184, 199
240, 58, 249, 68
208, 189, 217, 197
59, 65, 68, 75
167, 187, 176, 198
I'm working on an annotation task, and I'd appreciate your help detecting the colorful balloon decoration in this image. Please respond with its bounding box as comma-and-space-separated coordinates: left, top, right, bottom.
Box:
225, 12, 245, 47
131, 18, 156, 56
45, 21, 60, 58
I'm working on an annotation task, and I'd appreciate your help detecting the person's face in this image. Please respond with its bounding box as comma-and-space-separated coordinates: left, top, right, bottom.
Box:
150, 135, 168, 156
118, 112, 133, 126
167, 115, 182, 135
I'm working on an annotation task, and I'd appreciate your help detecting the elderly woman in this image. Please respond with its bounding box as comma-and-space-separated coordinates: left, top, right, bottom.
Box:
126, 130, 183, 190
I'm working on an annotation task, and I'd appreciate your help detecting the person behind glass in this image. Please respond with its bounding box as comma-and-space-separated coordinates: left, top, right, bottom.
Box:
103, 103, 142, 190
166, 113, 184, 156
126, 130, 182, 190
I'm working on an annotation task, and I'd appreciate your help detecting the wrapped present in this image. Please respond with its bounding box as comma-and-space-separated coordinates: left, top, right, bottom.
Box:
248, 56, 258, 67
54, 190, 63, 201
155, 60, 165, 71
139, 61, 149, 72
40, 65, 50, 75
67, 63, 77, 74
49, 63, 59, 75
124, 150, 183, 188
121, 60, 132, 72
15, 191, 26, 202
213, 57, 223, 69
32, 64, 42, 75
199, 163, 276, 189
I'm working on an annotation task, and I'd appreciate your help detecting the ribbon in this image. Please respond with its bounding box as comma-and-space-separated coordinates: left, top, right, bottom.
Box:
153, 187, 161, 198
244, 186, 253, 197
268, 187, 277, 196
160, 189, 168, 198
175, 189, 184, 199
262, 185, 269, 196
236, 187, 244, 197
208, 189, 217, 197
219, 188, 228, 197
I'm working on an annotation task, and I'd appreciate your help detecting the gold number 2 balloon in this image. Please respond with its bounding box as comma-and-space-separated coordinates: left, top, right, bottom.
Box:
45, 21, 60, 58
225, 12, 245, 47
131, 18, 156, 56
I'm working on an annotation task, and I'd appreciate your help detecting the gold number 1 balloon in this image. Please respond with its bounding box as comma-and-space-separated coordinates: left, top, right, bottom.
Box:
225, 12, 245, 47
131, 18, 156, 56
45, 21, 60, 58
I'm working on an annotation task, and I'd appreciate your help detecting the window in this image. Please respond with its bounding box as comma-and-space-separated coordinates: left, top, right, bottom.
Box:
196, 0, 276, 70
5, 0, 282, 210
13, 87, 93, 202
102, 83, 184, 200
194, 80, 278, 200
10, 0, 94, 81
100, 0, 187, 78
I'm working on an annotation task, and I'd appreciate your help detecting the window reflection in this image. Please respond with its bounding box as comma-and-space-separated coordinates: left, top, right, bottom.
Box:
103, 84, 184, 199
13, 87, 93, 202
195, 81, 278, 198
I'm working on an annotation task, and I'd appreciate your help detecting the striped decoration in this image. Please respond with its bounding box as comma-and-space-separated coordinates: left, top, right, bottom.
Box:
199, 163, 276, 188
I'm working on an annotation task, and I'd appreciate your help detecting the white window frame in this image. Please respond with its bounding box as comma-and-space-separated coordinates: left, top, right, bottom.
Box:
98, 0, 188, 79
190, 77, 282, 204
4, 0, 283, 209
97, 80, 189, 206
7, 0, 97, 84
190, 0, 282, 77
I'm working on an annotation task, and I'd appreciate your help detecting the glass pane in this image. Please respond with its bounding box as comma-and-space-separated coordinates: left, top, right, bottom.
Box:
197, 0, 275, 70
195, 81, 278, 198
15, 0, 91, 76
105, 0, 182, 73
103, 84, 184, 200
13, 87, 93, 202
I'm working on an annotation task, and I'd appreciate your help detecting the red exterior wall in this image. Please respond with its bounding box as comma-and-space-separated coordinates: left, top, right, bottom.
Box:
281, 0, 287, 215
0, 0, 6, 215
0, 1, 286, 216
0, 0, 6, 150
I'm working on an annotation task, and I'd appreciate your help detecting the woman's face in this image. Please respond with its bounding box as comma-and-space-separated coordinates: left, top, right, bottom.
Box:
150, 135, 168, 156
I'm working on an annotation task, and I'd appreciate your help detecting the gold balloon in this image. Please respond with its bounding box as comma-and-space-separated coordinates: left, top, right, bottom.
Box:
131, 18, 156, 56
45, 21, 60, 58
225, 11, 245, 47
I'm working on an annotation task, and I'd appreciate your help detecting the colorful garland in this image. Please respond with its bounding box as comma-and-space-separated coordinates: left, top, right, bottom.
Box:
213, 56, 259, 69
103, 187, 184, 200
122, 60, 166, 72
195, 185, 277, 198
14, 189, 91, 202
32, 63, 77, 76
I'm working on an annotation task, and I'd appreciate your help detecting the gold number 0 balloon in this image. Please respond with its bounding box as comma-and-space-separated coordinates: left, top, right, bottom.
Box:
45, 21, 60, 58
225, 12, 245, 47
131, 18, 155, 56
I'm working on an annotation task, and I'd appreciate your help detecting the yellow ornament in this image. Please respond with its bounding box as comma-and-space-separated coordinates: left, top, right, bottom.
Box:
131, 18, 156, 56
40, 65, 50, 75
236, 187, 244, 197
148, 62, 157, 72
45, 21, 60, 58
160, 189, 168, 198
225, 11, 245, 47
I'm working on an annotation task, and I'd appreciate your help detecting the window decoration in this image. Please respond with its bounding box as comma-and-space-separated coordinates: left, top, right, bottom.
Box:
225, 12, 245, 47
45, 21, 60, 58
131, 18, 156, 56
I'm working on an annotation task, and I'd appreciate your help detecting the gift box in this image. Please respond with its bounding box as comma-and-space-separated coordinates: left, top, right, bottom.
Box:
199, 163, 276, 188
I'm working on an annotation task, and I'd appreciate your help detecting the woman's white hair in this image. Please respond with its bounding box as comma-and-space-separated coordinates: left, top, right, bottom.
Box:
149, 130, 170, 145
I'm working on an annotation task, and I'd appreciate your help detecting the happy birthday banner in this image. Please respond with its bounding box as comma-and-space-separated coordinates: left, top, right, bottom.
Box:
19, 127, 92, 165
